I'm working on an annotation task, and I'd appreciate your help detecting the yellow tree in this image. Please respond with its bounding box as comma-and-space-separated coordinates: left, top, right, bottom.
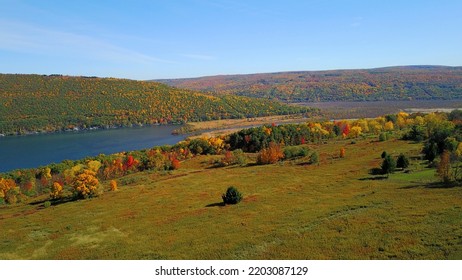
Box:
349, 126, 362, 138
437, 150, 451, 183
72, 169, 100, 199
355, 119, 369, 133
397, 112, 409, 129
384, 121, 394, 131
50, 182, 63, 199
367, 119, 382, 134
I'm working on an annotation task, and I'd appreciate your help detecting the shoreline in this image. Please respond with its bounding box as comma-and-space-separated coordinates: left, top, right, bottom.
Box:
0, 122, 182, 138
176, 114, 319, 139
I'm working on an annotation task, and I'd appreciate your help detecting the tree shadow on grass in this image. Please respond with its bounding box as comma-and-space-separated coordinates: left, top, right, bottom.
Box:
205, 202, 226, 207
29, 196, 78, 208
400, 181, 461, 189
369, 167, 385, 175
358, 167, 388, 181
358, 176, 388, 181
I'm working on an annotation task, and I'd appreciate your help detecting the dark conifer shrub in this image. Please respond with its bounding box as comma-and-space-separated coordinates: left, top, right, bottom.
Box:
222, 186, 243, 204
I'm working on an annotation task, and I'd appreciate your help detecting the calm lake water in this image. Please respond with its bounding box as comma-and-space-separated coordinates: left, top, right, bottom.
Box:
0, 125, 184, 173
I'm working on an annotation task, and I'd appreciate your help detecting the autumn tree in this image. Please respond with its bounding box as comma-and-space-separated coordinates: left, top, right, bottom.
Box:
102, 158, 124, 179
340, 147, 346, 158
87, 160, 102, 173
109, 180, 118, 191
0, 178, 19, 204
384, 121, 394, 131
436, 150, 451, 183
221, 150, 235, 166
170, 157, 181, 170
342, 122, 350, 138
123, 155, 139, 172
349, 126, 362, 138
71, 169, 100, 199
257, 142, 284, 164
39, 167, 52, 187
50, 182, 63, 199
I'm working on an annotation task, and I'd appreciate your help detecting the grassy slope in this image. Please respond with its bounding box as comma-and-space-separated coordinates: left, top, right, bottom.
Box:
1, 137, 461, 259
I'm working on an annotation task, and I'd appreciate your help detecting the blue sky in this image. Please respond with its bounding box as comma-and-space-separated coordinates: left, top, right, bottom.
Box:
1, 0, 461, 80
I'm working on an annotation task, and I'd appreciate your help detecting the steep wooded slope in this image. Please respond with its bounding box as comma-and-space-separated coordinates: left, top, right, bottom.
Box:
0, 74, 307, 135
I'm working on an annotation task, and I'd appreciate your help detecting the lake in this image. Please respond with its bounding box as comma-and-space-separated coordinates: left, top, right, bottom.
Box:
0, 125, 184, 173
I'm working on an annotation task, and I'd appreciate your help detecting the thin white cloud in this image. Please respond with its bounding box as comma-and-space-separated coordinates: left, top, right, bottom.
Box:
0, 19, 174, 64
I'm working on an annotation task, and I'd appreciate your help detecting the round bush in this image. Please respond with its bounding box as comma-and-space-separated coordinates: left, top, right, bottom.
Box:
222, 186, 243, 204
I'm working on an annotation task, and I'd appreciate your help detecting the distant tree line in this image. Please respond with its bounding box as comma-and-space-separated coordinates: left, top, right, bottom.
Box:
159, 66, 462, 102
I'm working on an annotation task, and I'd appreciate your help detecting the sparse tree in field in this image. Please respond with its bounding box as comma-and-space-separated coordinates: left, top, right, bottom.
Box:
381, 151, 388, 159
340, 147, 346, 158
437, 150, 452, 183
309, 151, 320, 165
222, 186, 243, 205
257, 142, 284, 164
381, 155, 396, 177
423, 141, 438, 162
109, 180, 118, 191
221, 150, 235, 166
396, 154, 410, 169
379, 132, 388, 142
232, 149, 248, 166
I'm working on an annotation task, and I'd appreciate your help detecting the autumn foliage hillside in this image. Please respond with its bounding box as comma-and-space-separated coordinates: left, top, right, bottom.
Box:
156, 66, 462, 102
0, 74, 308, 135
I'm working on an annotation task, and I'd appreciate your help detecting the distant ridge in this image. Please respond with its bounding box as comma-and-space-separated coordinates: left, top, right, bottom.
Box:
154, 65, 462, 102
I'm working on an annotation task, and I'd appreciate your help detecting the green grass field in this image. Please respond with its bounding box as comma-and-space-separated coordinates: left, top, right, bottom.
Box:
1, 137, 461, 259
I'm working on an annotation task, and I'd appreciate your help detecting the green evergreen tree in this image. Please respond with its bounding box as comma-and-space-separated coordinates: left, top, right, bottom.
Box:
381, 155, 396, 176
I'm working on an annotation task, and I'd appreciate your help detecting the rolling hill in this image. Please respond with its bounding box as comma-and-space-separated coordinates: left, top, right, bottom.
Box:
0, 74, 309, 135
156, 66, 462, 102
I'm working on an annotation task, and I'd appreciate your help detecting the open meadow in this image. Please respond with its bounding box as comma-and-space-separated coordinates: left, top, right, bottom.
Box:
1, 134, 461, 259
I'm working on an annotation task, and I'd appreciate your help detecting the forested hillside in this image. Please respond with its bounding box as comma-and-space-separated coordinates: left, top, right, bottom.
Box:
0, 74, 308, 135
157, 66, 462, 102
